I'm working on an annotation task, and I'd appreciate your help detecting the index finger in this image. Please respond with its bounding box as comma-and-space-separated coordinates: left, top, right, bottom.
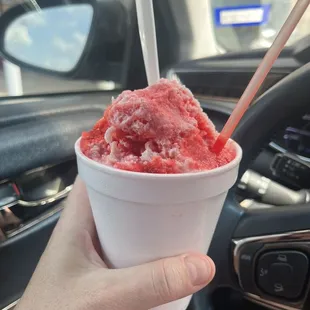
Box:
56, 176, 96, 238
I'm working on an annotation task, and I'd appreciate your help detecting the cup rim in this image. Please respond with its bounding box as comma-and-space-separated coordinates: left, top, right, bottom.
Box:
75, 137, 242, 180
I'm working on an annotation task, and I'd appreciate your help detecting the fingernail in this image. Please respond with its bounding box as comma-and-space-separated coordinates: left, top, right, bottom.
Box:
185, 256, 212, 286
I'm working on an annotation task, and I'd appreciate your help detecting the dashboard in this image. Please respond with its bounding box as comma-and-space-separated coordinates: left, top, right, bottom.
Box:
272, 114, 310, 161
268, 114, 310, 190
200, 100, 310, 198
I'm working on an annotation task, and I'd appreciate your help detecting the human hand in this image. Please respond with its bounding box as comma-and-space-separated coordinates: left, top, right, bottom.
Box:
16, 177, 215, 310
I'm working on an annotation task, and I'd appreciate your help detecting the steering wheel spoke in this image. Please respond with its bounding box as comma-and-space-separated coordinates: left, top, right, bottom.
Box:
232, 204, 310, 310
234, 203, 310, 239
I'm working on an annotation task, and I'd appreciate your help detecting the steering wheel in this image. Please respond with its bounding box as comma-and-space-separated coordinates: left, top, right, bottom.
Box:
193, 62, 310, 310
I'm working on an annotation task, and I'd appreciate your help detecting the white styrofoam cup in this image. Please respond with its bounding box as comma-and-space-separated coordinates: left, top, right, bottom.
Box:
75, 138, 242, 310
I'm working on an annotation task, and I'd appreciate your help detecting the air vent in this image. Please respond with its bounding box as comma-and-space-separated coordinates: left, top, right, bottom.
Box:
0, 160, 77, 241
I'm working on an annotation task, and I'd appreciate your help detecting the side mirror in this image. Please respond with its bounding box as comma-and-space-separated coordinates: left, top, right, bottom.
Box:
4, 3, 93, 73
0, 0, 129, 82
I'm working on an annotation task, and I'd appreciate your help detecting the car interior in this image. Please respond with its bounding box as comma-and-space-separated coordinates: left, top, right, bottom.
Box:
1, 0, 310, 309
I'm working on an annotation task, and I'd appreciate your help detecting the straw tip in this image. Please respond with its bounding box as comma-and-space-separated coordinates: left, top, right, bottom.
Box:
212, 135, 228, 155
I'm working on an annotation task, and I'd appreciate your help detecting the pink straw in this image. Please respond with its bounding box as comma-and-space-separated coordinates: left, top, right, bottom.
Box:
213, 0, 310, 154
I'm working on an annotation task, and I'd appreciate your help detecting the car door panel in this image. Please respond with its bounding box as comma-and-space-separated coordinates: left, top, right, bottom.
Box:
0, 209, 61, 308
0, 93, 111, 309
0, 94, 113, 179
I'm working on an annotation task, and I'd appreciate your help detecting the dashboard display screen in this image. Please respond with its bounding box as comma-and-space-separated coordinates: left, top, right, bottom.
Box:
272, 115, 310, 159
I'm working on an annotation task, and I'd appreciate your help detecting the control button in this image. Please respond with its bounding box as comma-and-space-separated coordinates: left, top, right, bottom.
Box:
268, 263, 293, 284
271, 153, 310, 187
238, 243, 263, 294
256, 250, 309, 300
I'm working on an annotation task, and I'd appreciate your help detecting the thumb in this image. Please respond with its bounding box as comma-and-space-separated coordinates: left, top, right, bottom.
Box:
111, 253, 215, 310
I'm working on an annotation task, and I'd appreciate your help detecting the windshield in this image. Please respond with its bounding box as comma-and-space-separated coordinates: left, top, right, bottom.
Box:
211, 0, 310, 53
0, 0, 309, 98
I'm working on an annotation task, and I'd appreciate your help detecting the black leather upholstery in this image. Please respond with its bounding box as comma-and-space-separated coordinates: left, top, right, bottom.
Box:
0, 93, 113, 179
